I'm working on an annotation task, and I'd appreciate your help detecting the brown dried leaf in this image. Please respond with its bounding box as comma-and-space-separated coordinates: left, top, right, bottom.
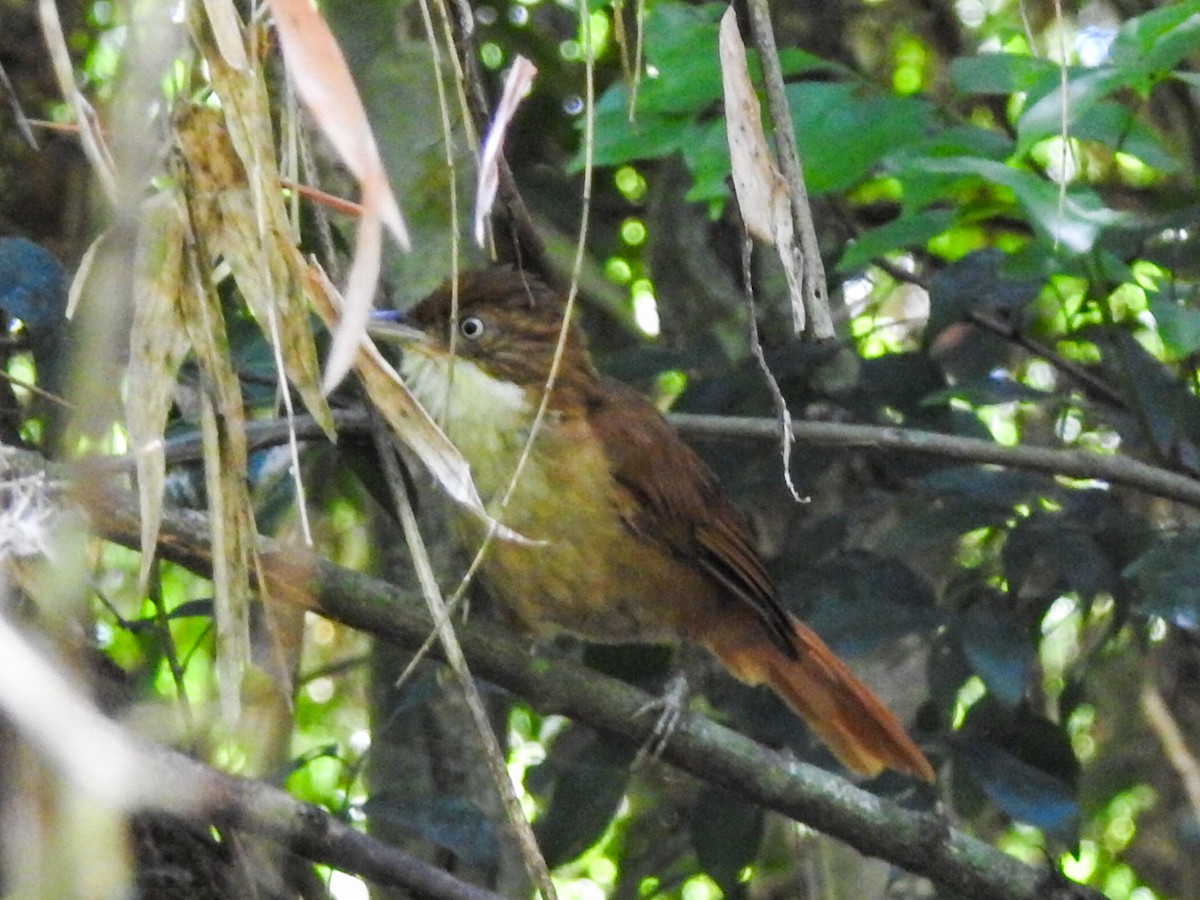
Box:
264, 0, 410, 391
475, 56, 538, 246
127, 193, 192, 590
323, 175, 382, 393
65, 232, 103, 321
174, 101, 333, 438
203, 0, 249, 71
266, 0, 406, 243
176, 232, 257, 723
718, 7, 778, 242
197, 391, 256, 724
37, 0, 117, 203
718, 7, 805, 330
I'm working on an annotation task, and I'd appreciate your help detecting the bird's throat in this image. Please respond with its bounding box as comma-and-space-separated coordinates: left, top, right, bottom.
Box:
400, 350, 542, 497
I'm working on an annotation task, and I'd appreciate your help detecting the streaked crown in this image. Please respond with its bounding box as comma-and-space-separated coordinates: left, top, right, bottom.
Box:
404, 268, 597, 392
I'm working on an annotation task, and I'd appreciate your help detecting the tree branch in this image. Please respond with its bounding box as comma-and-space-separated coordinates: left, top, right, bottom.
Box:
0, 600, 501, 900
865, 252, 1127, 410
64, 449, 1101, 900
670, 412, 1200, 507
144, 745, 507, 900
99, 408, 1200, 509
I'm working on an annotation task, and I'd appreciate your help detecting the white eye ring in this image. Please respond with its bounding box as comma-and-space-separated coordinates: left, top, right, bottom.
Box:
459, 316, 485, 340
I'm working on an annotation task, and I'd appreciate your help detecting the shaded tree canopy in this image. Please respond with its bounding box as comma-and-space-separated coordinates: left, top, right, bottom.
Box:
2, 0, 1200, 898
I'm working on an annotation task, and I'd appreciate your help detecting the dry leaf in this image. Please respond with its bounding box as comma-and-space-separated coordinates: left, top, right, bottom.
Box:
37, 0, 117, 203
176, 234, 257, 724
265, 0, 409, 390
475, 56, 538, 246
266, 0, 406, 242
174, 92, 328, 721
323, 173, 383, 392
65, 231, 104, 320
127, 193, 192, 591
718, 6, 805, 330
203, 0, 249, 71
173, 100, 333, 439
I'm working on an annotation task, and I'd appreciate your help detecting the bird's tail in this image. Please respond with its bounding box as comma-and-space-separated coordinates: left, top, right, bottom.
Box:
704, 613, 935, 781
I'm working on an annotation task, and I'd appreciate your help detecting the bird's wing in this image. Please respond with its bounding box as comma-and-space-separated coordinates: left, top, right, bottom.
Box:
586, 378, 797, 657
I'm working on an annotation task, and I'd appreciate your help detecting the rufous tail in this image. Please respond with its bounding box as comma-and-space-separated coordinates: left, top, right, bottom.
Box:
704, 613, 935, 781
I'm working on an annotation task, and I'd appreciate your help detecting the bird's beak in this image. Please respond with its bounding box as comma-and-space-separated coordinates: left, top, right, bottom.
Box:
367, 309, 428, 346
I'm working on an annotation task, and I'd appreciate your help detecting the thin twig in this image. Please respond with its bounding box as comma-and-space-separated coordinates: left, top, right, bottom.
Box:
0, 59, 38, 147
672, 412, 1200, 507
867, 254, 1127, 410
0, 369, 74, 410
1140, 679, 1200, 828
147, 562, 196, 738
740, 231, 804, 502
444, 0, 547, 274
367, 413, 557, 900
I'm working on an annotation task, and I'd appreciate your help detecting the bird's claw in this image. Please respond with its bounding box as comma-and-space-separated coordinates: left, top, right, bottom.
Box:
633, 673, 690, 765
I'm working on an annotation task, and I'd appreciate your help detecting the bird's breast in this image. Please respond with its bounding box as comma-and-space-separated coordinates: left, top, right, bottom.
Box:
401, 350, 717, 643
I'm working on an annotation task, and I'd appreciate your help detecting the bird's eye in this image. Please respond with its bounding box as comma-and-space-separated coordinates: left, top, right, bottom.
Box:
459, 316, 485, 340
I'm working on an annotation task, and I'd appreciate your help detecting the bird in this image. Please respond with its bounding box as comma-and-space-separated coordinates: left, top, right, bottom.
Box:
370, 266, 934, 781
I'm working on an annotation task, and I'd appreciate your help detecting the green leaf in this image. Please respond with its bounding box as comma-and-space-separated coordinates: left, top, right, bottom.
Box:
636, 1, 724, 116
1125, 530, 1200, 631
1015, 67, 1126, 156
587, 86, 688, 168
1109, 2, 1200, 93
787, 555, 943, 653
927, 248, 1043, 339
681, 118, 732, 205
1170, 71, 1200, 87
838, 208, 956, 270
529, 732, 635, 867
906, 156, 1124, 252
949, 53, 1058, 95
882, 127, 1014, 215
922, 373, 1053, 407
635, 2, 842, 117
691, 787, 763, 897
958, 737, 1079, 845
917, 466, 1054, 507
362, 795, 499, 868
787, 82, 935, 193
879, 500, 1010, 555
1069, 101, 1181, 173
1011, 7, 1200, 156
1093, 328, 1200, 457
1150, 290, 1200, 357
958, 603, 1033, 707
856, 351, 950, 415
915, 124, 1015, 159
1003, 512, 1117, 601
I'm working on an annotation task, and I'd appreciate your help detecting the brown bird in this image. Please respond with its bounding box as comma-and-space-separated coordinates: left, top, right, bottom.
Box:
373, 267, 934, 781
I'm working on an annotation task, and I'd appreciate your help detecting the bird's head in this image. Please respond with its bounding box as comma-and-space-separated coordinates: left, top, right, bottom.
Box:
369, 268, 598, 429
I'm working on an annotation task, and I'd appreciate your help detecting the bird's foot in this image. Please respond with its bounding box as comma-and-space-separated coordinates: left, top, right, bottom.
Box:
633, 673, 690, 765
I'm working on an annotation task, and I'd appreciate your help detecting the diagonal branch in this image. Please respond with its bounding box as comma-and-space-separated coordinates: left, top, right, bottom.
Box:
0, 600, 501, 900
867, 253, 1127, 410
64, 448, 1102, 900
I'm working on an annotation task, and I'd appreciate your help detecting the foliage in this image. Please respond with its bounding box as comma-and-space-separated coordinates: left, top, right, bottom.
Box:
4, 0, 1200, 898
